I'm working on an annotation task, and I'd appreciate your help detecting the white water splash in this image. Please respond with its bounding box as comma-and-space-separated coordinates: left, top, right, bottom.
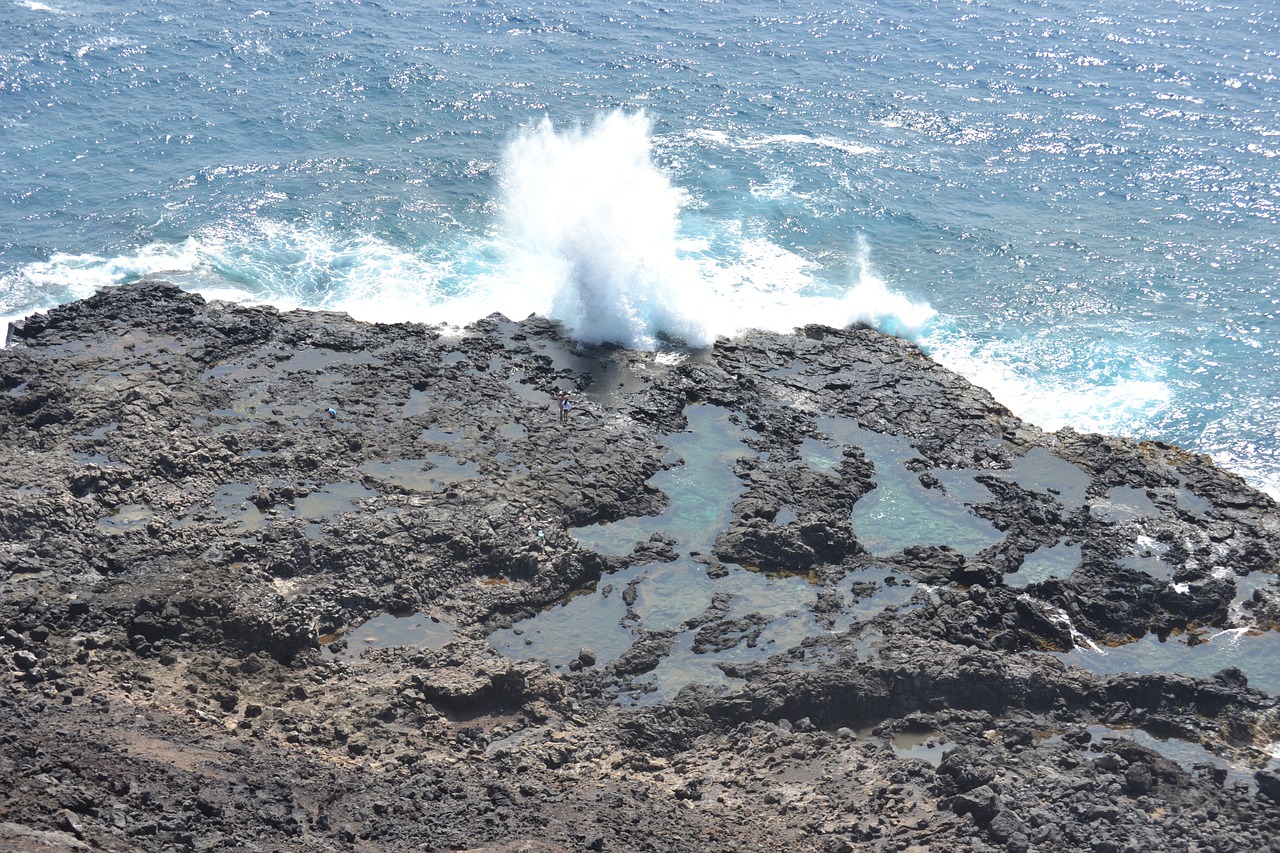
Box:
8, 110, 935, 351
498, 110, 709, 347
1024, 596, 1108, 654
497, 110, 934, 348
920, 327, 1173, 438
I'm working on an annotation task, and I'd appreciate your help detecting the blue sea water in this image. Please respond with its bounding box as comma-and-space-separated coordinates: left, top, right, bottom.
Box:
2, 0, 1278, 496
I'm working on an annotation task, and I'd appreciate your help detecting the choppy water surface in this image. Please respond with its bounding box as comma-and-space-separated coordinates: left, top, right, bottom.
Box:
3, 0, 1279, 497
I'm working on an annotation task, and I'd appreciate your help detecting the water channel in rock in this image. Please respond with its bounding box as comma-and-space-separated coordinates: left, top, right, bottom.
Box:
1052, 570, 1280, 693
1044, 724, 1280, 791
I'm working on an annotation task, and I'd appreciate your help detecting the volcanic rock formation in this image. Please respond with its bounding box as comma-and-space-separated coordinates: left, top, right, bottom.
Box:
2, 281, 1278, 851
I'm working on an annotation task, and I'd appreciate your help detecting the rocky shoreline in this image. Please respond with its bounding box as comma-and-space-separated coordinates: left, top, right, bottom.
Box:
2, 280, 1278, 852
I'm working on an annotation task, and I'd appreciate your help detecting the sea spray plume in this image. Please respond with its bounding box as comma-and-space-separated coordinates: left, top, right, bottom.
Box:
499, 111, 711, 348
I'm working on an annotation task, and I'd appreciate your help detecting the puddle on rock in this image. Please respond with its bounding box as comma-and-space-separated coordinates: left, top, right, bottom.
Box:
418, 422, 463, 444
186, 481, 379, 534
206, 483, 267, 533
498, 422, 527, 441
294, 482, 379, 519
571, 405, 754, 556
359, 455, 480, 493
828, 567, 918, 631
891, 730, 955, 767
107, 330, 188, 357
278, 348, 383, 373
401, 390, 433, 418
850, 726, 956, 767
1160, 469, 1214, 517
97, 504, 153, 535
1120, 537, 1175, 581
994, 447, 1092, 512
74, 452, 119, 468
1007, 542, 1081, 588
490, 559, 921, 706
799, 437, 842, 473
1044, 724, 1280, 793
506, 370, 558, 409
202, 360, 278, 383
816, 418, 1002, 558
493, 407, 942, 705
1090, 485, 1160, 524
82, 422, 119, 439
323, 612, 454, 661
490, 565, 645, 670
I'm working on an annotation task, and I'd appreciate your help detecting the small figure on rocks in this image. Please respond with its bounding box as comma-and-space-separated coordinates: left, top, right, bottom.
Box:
557, 393, 571, 424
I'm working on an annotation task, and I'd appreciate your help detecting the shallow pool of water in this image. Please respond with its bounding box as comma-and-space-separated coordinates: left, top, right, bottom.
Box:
891, 730, 956, 767
96, 504, 153, 535
1090, 485, 1160, 524
73, 452, 118, 468
1045, 724, 1280, 792
571, 405, 754, 557
491, 407, 944, 703
417, 422, 463, 443
359, 455, 480, 493
189, 480, 379, 534
278, 348, 383, 373
996, 447, 1093, 512
294, 482, 379, 519
1007, 542, 1081, 589
323, 611, 454, 661
490, 558, 920, 705
1120, 552, 1175, 583
1055, 628, 1280, 695
818, 419, 1002, 558
202, 360, 278, 383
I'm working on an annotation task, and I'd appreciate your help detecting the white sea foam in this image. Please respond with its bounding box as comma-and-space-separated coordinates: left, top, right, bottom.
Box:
1029, 598, 1107, 654
747, 133, 878, 157
1, 111, 931, 350
496, 110, 932, 348
17, 242, 203, 298
497, 110, 708, 347
919, 328, 1173, 438
1, 242, 208, 336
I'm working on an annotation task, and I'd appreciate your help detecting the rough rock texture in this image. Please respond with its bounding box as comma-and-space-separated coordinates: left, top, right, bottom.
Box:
1, 280, 1278, 852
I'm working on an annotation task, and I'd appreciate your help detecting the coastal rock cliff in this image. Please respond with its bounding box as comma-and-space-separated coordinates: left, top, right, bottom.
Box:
2, 281, 1278, 852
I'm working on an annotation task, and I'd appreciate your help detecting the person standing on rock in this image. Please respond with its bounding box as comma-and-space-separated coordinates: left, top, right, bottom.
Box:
557, 392, 571, 424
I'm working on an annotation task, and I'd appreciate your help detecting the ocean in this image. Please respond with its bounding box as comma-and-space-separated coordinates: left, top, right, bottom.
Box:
3, 0, 1277, 497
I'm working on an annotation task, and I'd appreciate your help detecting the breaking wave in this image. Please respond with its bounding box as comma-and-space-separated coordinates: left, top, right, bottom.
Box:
7, 110, 934, 350
495, 110, 933, 347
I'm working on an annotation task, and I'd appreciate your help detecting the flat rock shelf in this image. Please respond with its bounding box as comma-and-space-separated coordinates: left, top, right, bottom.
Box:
2, 280, 1279, 852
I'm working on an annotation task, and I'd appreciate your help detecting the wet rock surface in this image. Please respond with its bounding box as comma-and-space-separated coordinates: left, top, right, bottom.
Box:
2, 280, 1278, 851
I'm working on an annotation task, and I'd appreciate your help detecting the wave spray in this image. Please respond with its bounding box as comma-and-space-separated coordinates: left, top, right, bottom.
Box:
498, 110, 934, 349
499, 111, 708, 348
